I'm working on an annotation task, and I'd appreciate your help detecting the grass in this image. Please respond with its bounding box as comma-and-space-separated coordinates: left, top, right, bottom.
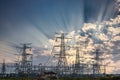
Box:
0, 76, 120, 80
0, 77, 34, 80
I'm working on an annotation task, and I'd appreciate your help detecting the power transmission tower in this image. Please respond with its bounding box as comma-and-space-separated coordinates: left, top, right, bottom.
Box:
17, 43, 32, 76
53, 32, 71, 74
1, 58, 6, 75
92, 48, 103, 77
75, 47, 80, 68
74, 47, 84, 75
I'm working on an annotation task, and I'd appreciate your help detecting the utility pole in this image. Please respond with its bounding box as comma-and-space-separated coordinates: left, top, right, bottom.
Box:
17, 43, 32, 77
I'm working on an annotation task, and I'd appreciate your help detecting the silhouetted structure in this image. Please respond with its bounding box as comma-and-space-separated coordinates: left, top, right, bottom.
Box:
16, 43, 32, 77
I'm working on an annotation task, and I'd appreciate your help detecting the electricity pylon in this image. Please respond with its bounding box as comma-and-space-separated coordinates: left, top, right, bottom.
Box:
92, 48, 103, 77
1, 58, 6, 75
74, 47, 84, 75
16, 43, 32, 74
52, 32, 71, 74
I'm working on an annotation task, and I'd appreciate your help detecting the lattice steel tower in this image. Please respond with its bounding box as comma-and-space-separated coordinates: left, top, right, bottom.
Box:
74, 46, 84, 75
53, 32, 71, 73
92, 48, 103, 77
17, 43, 32, 74
1, 58, 6, 74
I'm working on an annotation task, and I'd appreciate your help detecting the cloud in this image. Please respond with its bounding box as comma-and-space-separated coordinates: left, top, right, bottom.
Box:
43, 11, 120, 73
0, 0, 119, 74
1, 14, 119, 73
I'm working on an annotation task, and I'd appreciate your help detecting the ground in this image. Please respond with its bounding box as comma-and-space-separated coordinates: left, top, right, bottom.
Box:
0, 76, 120, 80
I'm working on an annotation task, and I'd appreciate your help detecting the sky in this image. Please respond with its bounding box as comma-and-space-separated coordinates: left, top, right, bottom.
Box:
0, 0, 120, 74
